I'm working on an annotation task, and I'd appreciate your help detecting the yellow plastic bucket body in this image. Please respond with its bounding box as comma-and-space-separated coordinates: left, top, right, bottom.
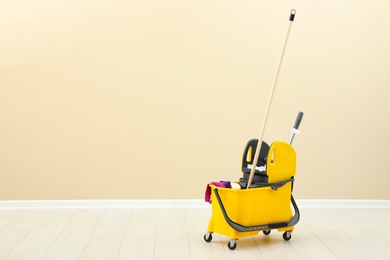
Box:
207, 141, 296, 240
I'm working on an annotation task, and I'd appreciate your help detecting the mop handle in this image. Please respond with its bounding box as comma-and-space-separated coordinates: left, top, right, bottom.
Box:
247, 9, 296, 189
289, 111, 304, 145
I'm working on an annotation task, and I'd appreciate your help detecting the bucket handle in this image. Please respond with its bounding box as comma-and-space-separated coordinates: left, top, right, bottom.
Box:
213, 188, 300, 232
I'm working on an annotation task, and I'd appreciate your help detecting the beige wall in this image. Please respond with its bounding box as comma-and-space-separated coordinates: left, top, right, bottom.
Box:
1, 0, 389, 200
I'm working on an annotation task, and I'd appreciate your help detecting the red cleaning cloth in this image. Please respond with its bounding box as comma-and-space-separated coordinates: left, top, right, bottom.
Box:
204, 182, 229, 204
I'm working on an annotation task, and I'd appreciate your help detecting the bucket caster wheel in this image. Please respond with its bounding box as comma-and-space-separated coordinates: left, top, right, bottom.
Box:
283, 231, 292, 241
204, 232, 212, 242
263, 230, 271, 235
228, 239, 237, 250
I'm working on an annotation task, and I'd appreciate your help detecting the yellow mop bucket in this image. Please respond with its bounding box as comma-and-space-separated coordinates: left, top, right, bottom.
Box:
203, 9, 302, 250
204, 141, 300, 250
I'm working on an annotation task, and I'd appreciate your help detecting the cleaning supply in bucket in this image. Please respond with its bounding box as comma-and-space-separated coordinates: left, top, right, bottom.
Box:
205, 181, 229, 203
231, 182, 241, 189
204, 180, 241, 203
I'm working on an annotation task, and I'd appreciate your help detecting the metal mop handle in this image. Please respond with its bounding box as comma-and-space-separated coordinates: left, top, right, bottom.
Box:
246, 10, 296, 189
289, 111, 304, 145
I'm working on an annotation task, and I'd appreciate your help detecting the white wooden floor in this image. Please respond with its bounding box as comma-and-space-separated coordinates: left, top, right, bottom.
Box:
0, 206, 389, 259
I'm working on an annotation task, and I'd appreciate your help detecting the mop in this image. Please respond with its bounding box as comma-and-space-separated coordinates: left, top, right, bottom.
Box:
247, 9, 297, 188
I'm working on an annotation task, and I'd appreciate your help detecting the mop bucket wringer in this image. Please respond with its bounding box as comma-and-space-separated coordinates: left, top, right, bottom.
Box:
204, 140, 300, 250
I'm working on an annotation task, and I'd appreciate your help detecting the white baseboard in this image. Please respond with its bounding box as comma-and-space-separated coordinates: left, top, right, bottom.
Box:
0, 199, 208, 209
0, 199, 389, 209
296, 199, 390, 208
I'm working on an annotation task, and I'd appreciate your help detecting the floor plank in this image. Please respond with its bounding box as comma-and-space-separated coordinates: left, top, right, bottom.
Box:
254, 232, 299, 260
0, 210, 23, 231
370, 208, 390, 243
116, 208, 158, 260
303, 208, 375, 259
42, 208, 105, 260
288, 221, 336, 260
153, 208, 191, 260
79, 208, 131, 260
325, 208, 390, 260
0, 209, 49, 259
5, 209, 77, 260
